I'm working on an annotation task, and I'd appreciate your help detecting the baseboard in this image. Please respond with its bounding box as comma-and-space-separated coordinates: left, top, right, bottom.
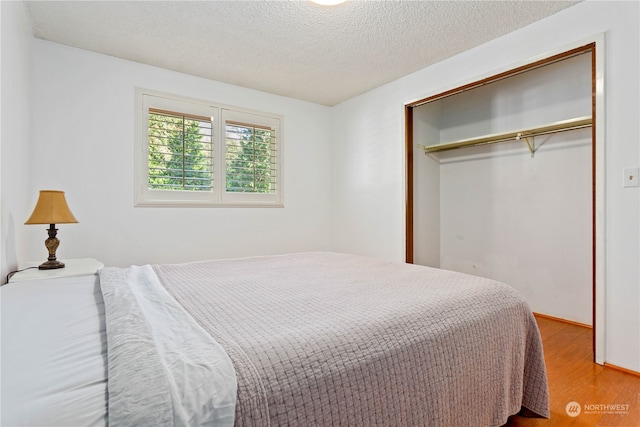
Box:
604, 363, 640, 378
533, 312, 640, 378
533, 312, 592, 329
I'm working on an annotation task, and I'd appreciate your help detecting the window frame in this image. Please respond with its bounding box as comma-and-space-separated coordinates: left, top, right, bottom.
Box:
134, 88, 283, 207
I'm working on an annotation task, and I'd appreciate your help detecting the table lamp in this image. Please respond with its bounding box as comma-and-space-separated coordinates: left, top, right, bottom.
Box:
24, 190, 78, 270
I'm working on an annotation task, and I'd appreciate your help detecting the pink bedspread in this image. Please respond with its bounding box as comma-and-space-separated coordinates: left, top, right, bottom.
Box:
153, 251, 549, 426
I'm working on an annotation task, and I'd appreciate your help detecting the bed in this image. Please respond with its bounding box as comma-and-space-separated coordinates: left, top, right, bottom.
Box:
1, 251, 549, 426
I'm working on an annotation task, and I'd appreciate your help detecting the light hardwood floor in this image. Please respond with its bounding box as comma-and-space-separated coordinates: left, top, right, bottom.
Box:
506, 315, 640, 427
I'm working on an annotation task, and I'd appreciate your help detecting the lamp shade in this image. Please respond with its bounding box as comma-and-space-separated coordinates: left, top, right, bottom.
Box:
25, 190, 78, 225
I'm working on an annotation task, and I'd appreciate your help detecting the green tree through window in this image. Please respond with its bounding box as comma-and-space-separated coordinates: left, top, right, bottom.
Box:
225, 121, 277, 194
147, 109, 213, 191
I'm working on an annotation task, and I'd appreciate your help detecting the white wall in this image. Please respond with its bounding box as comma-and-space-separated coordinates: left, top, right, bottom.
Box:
438, 133, 592, 325
330, 84, 408, 261
1, 1, 32, 283
25, 40, 333, 267
332, 1, 639, 371
412, 103, 441, 268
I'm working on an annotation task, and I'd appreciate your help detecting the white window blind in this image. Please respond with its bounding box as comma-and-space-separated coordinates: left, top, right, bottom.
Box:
225, 120, 277, 194
148, 108, 213, 191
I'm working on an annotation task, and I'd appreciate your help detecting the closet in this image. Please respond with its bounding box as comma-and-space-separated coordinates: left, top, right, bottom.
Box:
406, 45, 595, 327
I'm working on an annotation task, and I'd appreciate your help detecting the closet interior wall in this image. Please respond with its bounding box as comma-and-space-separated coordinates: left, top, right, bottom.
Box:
412, 52, 592, 325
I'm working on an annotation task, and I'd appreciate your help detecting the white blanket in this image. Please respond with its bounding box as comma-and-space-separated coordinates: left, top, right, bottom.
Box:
99, 265, 237, 427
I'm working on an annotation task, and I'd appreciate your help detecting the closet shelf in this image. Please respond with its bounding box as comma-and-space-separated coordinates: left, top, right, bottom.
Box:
419, 115, 592, 155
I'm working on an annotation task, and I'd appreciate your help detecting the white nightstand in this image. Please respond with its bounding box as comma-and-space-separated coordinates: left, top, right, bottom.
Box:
8, 258, 104, 283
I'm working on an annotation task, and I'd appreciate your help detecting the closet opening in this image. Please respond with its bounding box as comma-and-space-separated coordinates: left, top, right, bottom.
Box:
405, 42, 603, 362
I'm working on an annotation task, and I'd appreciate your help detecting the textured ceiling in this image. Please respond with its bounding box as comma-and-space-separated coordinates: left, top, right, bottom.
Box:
25, 0, 580, 106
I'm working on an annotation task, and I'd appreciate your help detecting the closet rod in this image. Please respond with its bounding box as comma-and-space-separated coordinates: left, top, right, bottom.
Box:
420, 116, 592, 154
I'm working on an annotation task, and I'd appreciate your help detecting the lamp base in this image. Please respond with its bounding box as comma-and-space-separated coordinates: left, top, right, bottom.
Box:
39, 224, 65, 270
38, 260, 65, 270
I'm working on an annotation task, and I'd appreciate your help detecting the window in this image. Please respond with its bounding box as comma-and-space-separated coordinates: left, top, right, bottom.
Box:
135, 89, 283, 207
